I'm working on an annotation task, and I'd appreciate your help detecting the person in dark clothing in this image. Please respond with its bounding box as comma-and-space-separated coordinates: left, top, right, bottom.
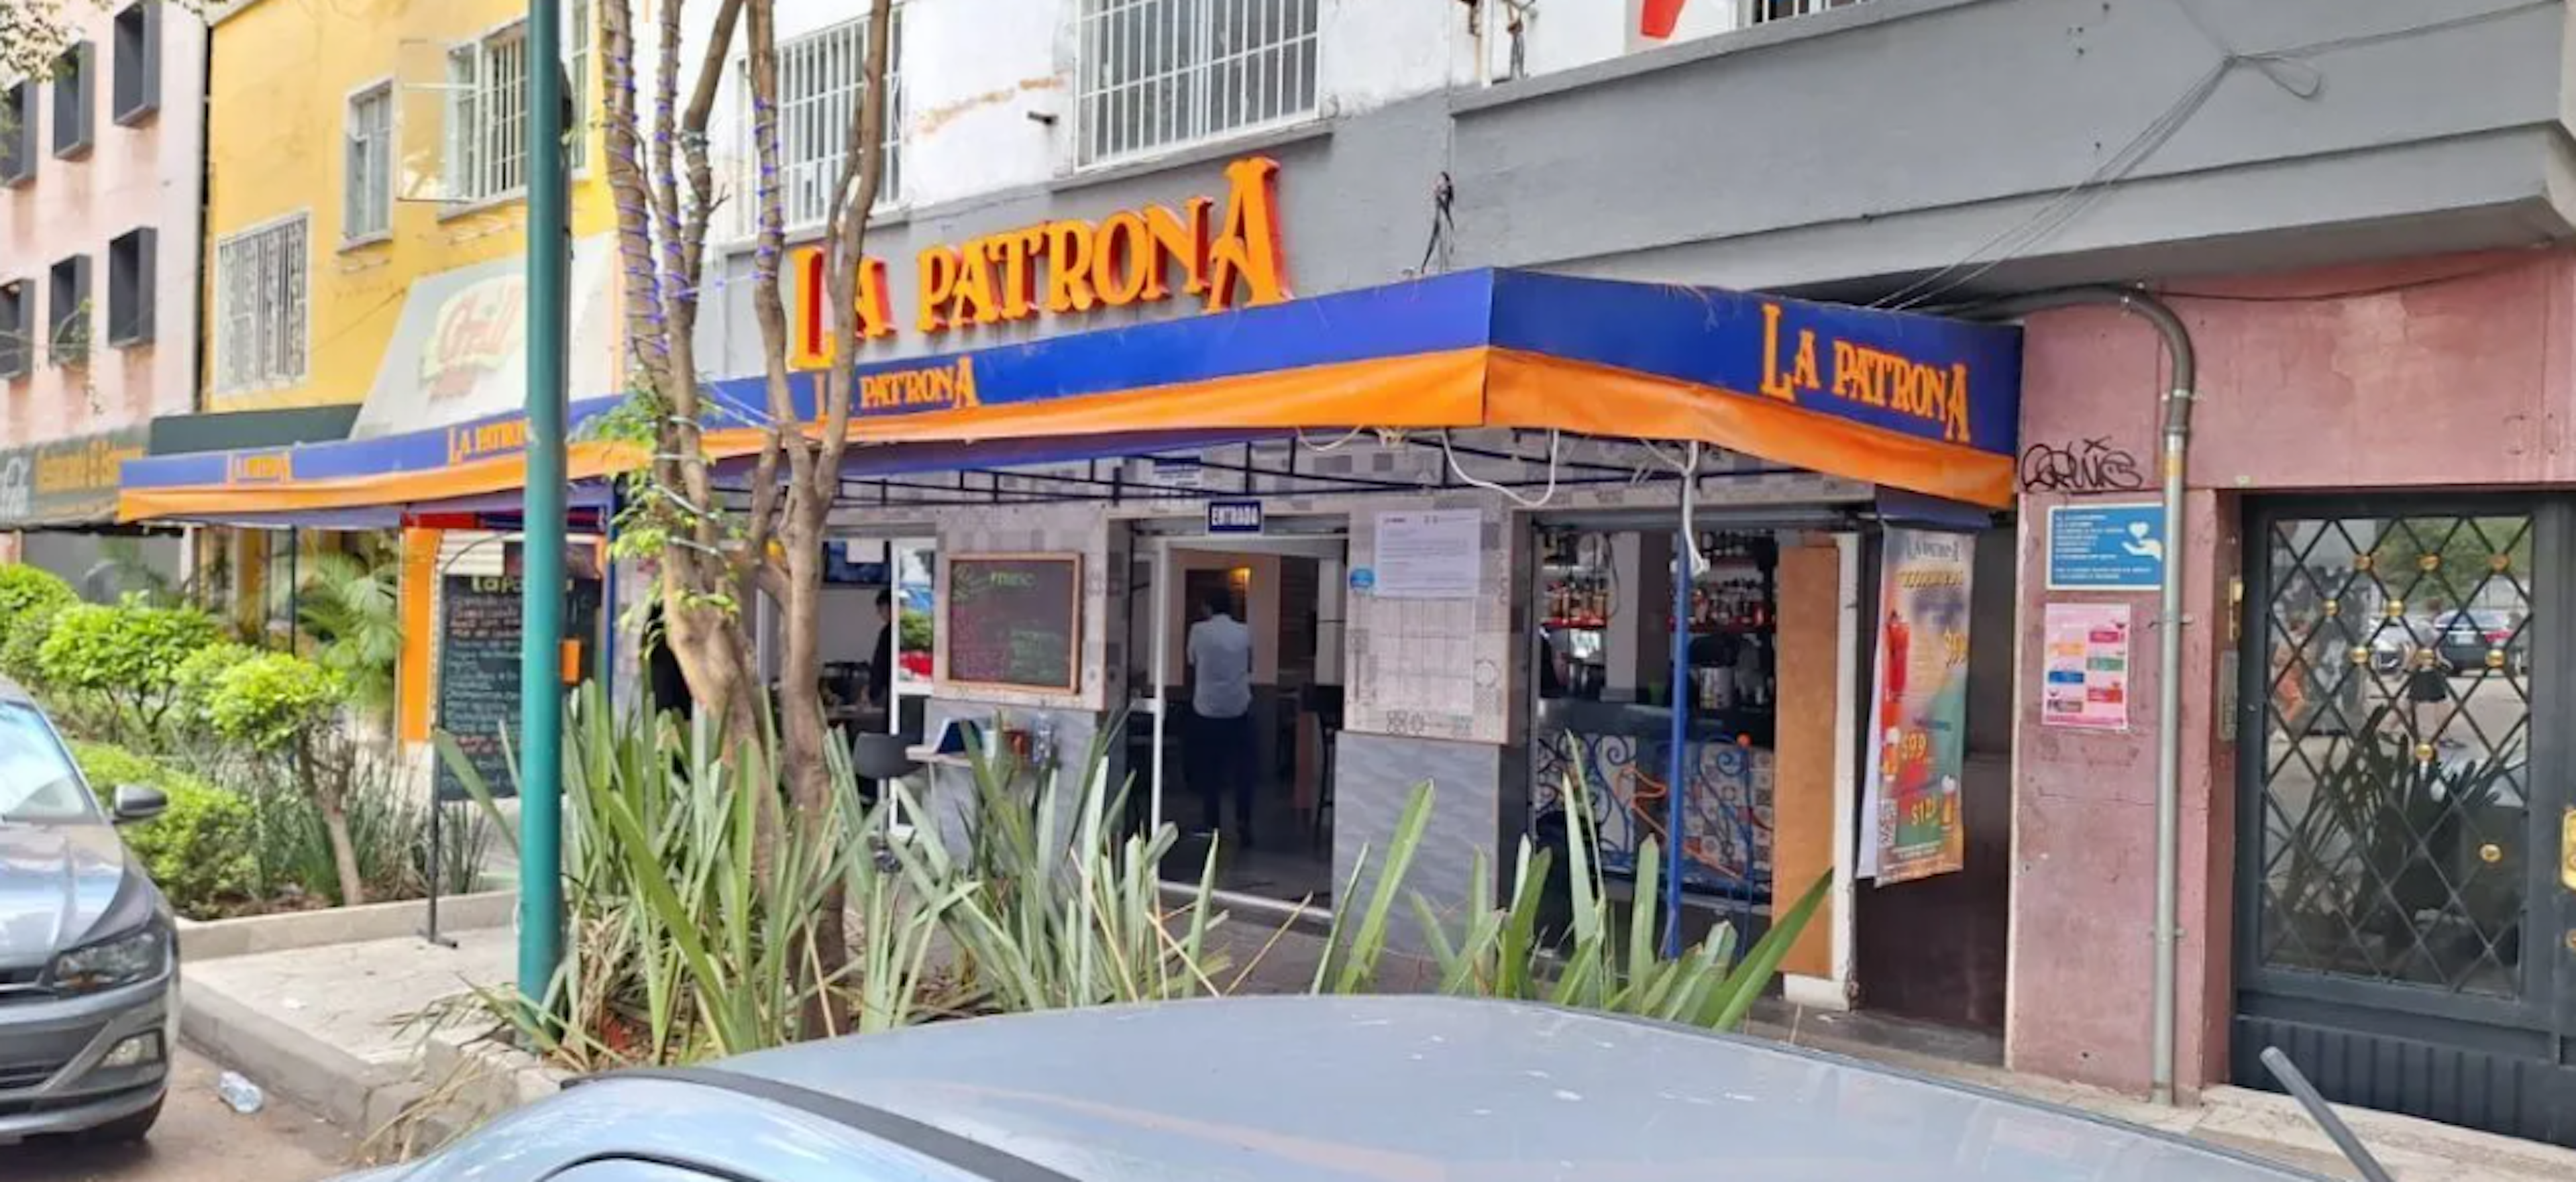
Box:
867, 589, 895, 706
646, 602, 692, 722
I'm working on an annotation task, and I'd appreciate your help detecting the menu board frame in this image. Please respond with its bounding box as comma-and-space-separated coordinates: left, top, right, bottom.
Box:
434, 574, 527, 803
938, 551, 1085, 696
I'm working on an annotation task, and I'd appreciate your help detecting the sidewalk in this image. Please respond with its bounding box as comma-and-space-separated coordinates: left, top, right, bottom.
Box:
174, 901, 2576, 1181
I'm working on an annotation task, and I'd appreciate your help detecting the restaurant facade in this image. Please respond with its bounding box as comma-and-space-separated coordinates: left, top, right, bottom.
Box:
114, 0, 2576, 1149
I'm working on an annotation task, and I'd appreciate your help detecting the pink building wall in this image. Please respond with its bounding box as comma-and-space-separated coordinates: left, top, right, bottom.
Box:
0, 4, 208, 445
2008, 250, 2571, 1095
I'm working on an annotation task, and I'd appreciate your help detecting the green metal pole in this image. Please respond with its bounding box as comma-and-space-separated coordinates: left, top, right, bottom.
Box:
517, 0, 569, 1003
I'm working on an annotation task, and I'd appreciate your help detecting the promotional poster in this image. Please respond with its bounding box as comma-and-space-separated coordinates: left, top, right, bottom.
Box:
1864, 528, 1976, 884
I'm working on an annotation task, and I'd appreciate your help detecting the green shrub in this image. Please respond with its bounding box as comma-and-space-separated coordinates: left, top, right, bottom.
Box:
0, 598, 66, 688
0, 564, 75, 635
70, 740, 256, 918
36, 598, 222, 738
206, 652, 345, 753
170, 643, 262, 737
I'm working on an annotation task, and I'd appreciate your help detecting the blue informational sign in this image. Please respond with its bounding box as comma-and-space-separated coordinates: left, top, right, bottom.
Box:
1207, 499, 1263, 535
1348, 567, 1377, 592
2047, 502, 2167, 590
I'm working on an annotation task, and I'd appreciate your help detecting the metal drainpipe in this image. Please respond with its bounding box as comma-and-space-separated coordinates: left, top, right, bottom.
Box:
1970, 286, 2197, 1105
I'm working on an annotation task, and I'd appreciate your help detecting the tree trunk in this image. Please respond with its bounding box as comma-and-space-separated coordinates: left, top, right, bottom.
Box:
321, 798, 367, 908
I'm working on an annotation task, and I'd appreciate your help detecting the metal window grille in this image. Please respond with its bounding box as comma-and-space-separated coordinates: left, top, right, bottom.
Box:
1740, 0, 1872, 26
213, 217, 308, 394
1077, 0, 1318, 167
447, 25, 530, 203
344, 87, 392, 239
566, 0, 591, 170
766, 12, 905, 234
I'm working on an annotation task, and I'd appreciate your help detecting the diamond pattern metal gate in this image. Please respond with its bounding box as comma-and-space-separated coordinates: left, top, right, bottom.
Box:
2235, 498, 2575, 1147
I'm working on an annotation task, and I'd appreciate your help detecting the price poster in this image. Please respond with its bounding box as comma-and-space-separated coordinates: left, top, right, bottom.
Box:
2042, 602, 2131, 731
1862, 529, 1975, 885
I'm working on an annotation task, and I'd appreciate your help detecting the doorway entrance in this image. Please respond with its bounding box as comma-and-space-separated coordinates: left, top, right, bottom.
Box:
2236, 498, 2574, 1146
1132, 527, 1347, 911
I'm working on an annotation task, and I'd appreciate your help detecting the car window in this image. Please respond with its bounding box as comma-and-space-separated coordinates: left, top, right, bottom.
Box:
0, 702, 97, 824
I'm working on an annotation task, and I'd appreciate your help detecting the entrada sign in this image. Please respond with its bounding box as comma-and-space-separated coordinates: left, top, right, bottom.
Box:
792, 156, 1291, 370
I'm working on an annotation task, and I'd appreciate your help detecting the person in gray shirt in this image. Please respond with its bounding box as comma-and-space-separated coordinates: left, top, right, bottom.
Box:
1187, 590, 1257, 846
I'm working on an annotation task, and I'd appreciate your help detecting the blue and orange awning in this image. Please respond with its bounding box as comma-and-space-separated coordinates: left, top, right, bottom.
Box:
119, 269, 2021, 522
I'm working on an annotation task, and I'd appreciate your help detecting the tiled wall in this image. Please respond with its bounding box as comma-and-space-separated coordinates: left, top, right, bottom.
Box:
1332, 730, 1505, 952
932, 502, 1116, 714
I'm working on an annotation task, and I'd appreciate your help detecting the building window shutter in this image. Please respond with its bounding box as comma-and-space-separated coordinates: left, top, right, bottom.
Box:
111, 1, 162, 126
107, 227, 156, 347
0, 81, 36, 184
48, 254, 91, 367
0, 282, 30, 380
52, 40, 95, 158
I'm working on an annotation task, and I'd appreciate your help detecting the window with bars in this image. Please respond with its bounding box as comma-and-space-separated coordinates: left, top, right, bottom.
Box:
1742, 0, 1873, 23
566, 0, 591, 171
1076, 0, 1319, 167
446, 24, 530, 205
213, 216, 309, 395
345, 85, 393, 241
763, 13, 904, 233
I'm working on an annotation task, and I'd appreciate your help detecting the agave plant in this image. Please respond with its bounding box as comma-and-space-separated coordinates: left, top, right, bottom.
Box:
908, 719, 1235, 1012
442, 686, 968, 1068
1317, 753, 1827, 1031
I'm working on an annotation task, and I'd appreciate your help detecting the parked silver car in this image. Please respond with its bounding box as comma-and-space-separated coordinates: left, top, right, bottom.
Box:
336, 996, 2331, 1181
0, 679, 174, 1145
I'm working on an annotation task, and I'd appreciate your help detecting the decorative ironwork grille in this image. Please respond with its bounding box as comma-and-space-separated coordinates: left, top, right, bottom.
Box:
2253, 513, 2532, 997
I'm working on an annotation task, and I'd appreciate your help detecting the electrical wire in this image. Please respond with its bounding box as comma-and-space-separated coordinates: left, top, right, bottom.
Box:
2153, 254, 2547, 304
1874, 1, 2542, 312
1442, 427, 1560, 508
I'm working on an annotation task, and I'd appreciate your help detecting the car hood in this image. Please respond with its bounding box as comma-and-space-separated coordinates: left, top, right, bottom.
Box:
0, 822, 135, 967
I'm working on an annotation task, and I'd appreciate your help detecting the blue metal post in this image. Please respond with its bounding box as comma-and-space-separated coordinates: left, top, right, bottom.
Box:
1662, 468, 1696, 958
516, 0, 570, 1004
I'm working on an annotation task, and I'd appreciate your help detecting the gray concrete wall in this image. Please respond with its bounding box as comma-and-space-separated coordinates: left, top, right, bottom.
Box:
1448, 0, 2575, 296
704, 0, 2576, 376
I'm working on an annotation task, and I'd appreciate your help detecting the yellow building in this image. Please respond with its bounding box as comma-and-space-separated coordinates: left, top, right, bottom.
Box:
204, 0, 618, 415
203, 0, 624, 741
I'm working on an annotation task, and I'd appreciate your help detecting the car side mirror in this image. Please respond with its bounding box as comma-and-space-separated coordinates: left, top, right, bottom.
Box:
111, 784, 167, 824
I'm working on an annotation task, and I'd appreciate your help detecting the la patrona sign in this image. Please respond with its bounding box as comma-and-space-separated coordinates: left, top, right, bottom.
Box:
791, 156, 1291, 370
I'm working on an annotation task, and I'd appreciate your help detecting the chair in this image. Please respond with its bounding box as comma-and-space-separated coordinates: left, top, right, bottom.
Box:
851, 731, 922, 807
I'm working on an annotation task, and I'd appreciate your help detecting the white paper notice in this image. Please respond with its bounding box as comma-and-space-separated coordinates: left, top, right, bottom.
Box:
1373, 510, 1483, 600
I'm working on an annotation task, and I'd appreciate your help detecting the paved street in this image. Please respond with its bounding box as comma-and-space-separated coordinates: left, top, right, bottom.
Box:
9, 1050, 354, 1182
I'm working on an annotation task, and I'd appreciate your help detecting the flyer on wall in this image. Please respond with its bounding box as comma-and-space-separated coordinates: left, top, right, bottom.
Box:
2042, 602, 2131, 731
1862, 528, 1975, 885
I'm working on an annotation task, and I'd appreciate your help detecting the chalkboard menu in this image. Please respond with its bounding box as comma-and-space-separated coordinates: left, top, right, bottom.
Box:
435, 575, 527, 802
944, 554, 1082, 694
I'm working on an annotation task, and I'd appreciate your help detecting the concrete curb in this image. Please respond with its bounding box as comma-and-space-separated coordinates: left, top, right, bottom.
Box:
180, 891, 515, 963
176, 975, 415, 1135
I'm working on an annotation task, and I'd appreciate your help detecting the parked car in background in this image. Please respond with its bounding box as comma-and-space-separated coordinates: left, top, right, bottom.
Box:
329, 996, 2329, 1181
2365, 612, 2430, 675
2432, 608, 2528, 676
0, 679, 175, 1145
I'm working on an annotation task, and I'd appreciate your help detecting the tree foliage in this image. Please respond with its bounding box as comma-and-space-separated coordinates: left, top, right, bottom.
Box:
296, 550, 402, 720
205, 651, 346, 753
36, 596, 221, 739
